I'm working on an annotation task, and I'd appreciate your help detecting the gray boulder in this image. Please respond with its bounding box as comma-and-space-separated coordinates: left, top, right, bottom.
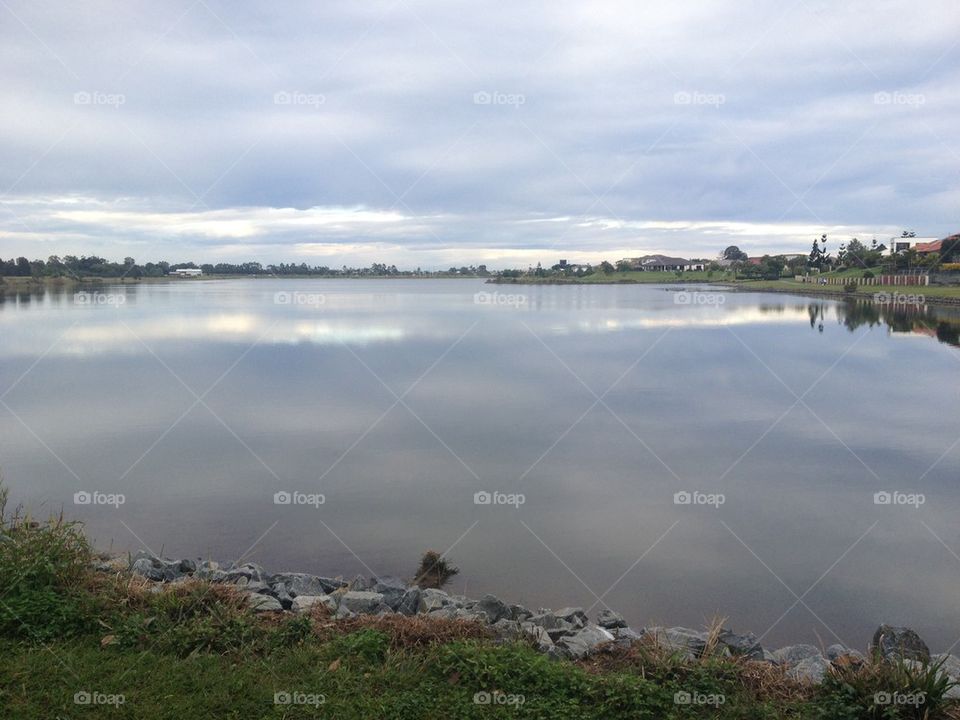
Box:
826, 644, 866, 665
269, 573, 345, 597
397, 587, 422, 616
508, 604, 532, 622
519, 623, 555, 653
291, 595, 337, 614
372, 577, 408, 611
476, 594, 510, 624
717, 629, 764, 660
931, 654, 960, 699
339, 591, 386, 615
772, 644, 822, 665
555, 624, 615, 659
596, 609, 627, 630
645, 627, 709, 658
871, 625, 930, 663
246, 594, 283, 612
419, 588, 452, 613
789, 654, 831, 684
554, 607, 588, 628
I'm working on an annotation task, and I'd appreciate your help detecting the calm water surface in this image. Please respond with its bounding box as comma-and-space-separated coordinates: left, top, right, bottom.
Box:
2, 279, 959, 649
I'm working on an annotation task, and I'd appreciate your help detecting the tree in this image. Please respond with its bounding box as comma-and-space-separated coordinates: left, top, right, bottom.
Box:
808, 235, 828, 270
723, 245, 748, 261
599, 261, 614, 274
615, 260, 632, 272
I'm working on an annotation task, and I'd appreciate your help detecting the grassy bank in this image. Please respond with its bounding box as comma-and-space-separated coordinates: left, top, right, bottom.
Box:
730, 279, 960, 305
493, 270, 736, 285
1, 493, 958, 718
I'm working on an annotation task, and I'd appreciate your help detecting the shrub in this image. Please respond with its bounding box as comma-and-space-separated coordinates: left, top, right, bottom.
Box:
843, 282, 858, 293
863, 271, 874, 279
0, 484, 98, 640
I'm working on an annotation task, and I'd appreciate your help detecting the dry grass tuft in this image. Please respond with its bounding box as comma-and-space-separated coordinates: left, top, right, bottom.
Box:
315, 613, 492, 649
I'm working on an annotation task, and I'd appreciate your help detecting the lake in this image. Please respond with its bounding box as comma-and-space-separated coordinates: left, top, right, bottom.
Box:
1, 279, 958, 650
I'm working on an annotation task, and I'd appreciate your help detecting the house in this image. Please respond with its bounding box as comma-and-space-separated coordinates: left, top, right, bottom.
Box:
620, 254, 691, 272
169, 268, 203, 277
684, 260, 706, 271
913, 239, 942, 255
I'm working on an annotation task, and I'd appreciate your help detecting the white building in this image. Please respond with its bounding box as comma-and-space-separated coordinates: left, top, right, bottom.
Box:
169, 268, 203, 277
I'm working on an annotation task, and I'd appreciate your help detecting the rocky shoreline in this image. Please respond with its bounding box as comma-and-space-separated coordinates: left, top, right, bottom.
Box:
110, 552, 960, 693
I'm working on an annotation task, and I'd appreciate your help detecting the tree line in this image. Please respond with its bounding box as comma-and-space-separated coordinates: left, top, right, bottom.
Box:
0, 255, 492, 279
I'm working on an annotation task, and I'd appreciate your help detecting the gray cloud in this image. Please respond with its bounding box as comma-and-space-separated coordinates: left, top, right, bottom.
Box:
0, 0, 957, 266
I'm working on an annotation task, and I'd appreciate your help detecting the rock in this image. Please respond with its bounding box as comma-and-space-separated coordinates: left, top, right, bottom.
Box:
789, 654, 831, 684
339, 591, 385, 615
397, 587, 421, 616
269, 573, 345, 597
826, 644, 866, 666
490, 618, 522, 641
871, 625, 930, 663
246, 594, 283, 612
508, 604, 532, 622
272, 582, 294, 610
234, 578, 269, 594
350, 575, 374, 591
771, 644, 822, 665
555, 625, 615, 659
372, 577, 408, 611
476, 594, 510, 624
931, 654, 960, 699
596, 609, 627, 630
717, 629, 764, 660
291, 595, 337, 614
131, 557, 165, 581
644, 627, 709, 658
418, 589, 451, 613
553, 607, 588, 628
528, 612, 575, 632
613, 627, 642, 648
519, 623, 555, 653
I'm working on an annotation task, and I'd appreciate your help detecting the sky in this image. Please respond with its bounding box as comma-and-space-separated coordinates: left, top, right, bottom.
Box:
0, 0, 957, 269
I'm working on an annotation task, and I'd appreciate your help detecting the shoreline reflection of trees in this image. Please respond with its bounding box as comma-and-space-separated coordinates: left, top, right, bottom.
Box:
813, 299, 960, 348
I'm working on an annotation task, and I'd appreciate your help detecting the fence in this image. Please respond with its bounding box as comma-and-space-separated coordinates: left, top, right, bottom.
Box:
794, 275, 929, 286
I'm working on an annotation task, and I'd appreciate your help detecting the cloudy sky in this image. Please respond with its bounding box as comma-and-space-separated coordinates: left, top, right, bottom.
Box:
1, 0, 957, 268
